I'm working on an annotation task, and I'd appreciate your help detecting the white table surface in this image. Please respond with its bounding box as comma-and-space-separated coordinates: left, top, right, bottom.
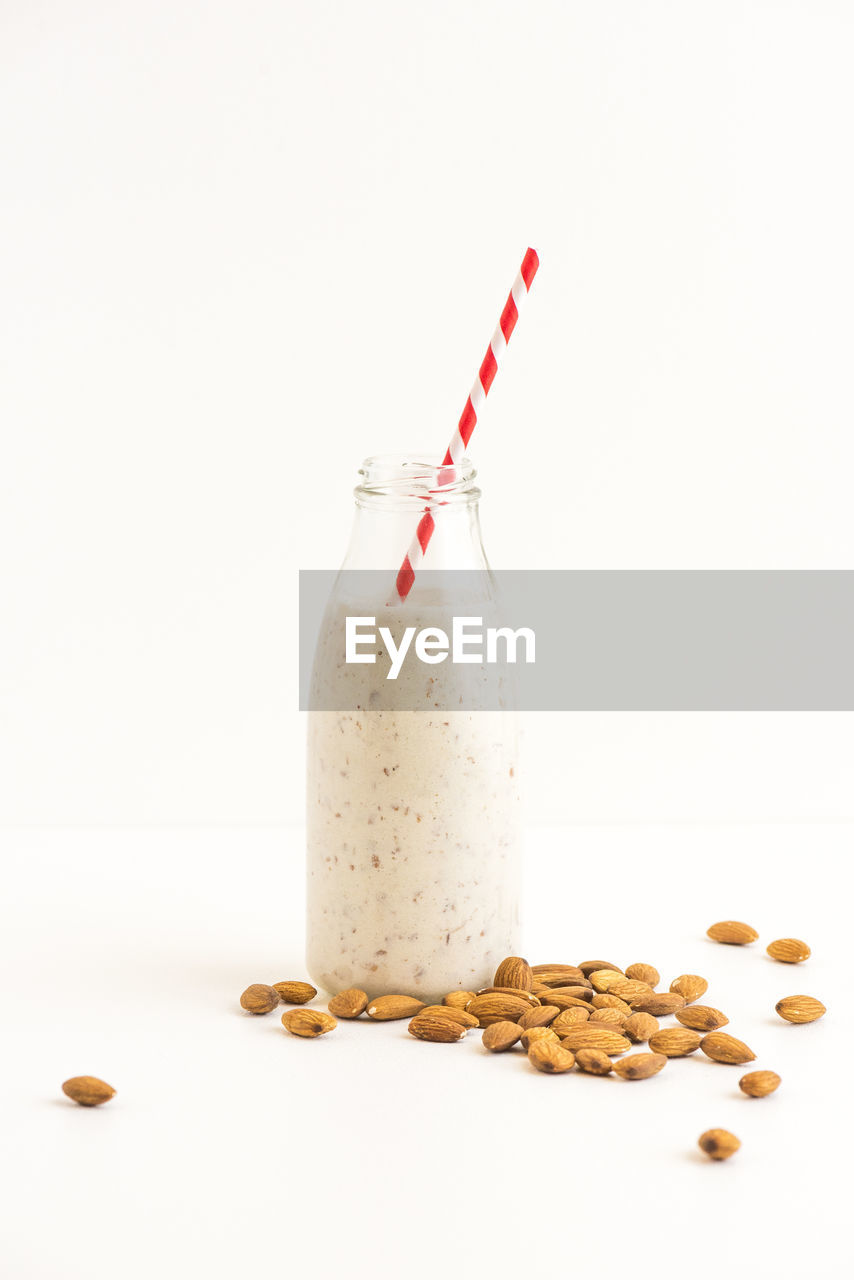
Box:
2, 823, 846, 1279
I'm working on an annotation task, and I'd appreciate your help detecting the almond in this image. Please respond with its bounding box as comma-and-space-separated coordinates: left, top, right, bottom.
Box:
365, 995, 426, 1021
61, 1076, 116, 1107
629, 992, 685, 1017
698, 1128, 740, 1160
675, 1005, 729, 1032
556, 1026, 632, 1056
574, 1048, 613, 1076
739, 1070, 782, 1097
281, 1009, 337, 1038
578, 960, 624, 977
521, 1026, 560, 1051
775, 995, 825, 1024
273, 980, 317, 1005
476, 987, 542, 1008
588, 1007, 628, 1027
518, 1004, 561, 1030
493, 956, 534, 991
550, 1006, 590, 1032
706, 920, 758, 945
482, 1021, 523, 1052
328, 988, 368, 1019
419, 1005, 479, 1029
623, 1012, 659, 1043
589, 969, 626, 993
543, 993, 594, 1013
613, 1052, 667, 1080
648, 1028, 702, 1057
610, 979, 655, 1004
766, 938, 810, 964
591, 994, 632, 1014
408, 1013, 467, 1042
669, 974, 708, 1004
700, 1032, 755, 1064
240, 984, 280, 1014
443, 990, 477, 1010
625, 963, 660, 987
540, 985, 593, 1003
467, 993, 535, 1027
527, 1039, 575, 1074
531, 964, 587, 986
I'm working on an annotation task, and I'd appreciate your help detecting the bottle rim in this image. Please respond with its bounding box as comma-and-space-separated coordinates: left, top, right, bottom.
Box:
355, 453, 480, 509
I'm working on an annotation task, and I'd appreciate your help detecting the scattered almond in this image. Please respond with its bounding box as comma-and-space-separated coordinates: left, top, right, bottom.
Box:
408, 1013, 467, 1042
574, 1048, 613, 1076
550, 1006, 590, 1032
518, 1004, 561, 1030
698, 1128, 740, 1160
649, 1028, 702, 1057
706, 920, 758, 945
676, 1005, 729, 1032
613, 1052, 667, 1080
61, 1076, 116, 1107
589, 969, 627, 993
477, 987, 542, 1008
625, 963, 660, 987
531, 964, 587, 986
541, 985, 594, 1003
543, 993, 594, 1012
328, 988, 368, 1019
556, 1026, 632, 1056
527, 1039, 575, 1074
493, 956, 534, 991
700, 1032, 755, 1064
467, 993, 535, 1026
669, 974, 708, 1004
588, 1007, 628, 1027
623, 1012, 660, 1043
521, 1026, 560, 1051
444, 990, 477, 1010
610, 979, 655, 1005
366, 995, 426, 1021
775, 995, 825, 1024
240, 984, 280, 1015
273, 981, 317, 1005
482, 1021, 523, 1052
281, 1009, 337, 1038
578, 960, 624, 977
629, 992, 685, 1017
591, 993, 632, 1014
739, 1070, 781, 1097
419, 1005, 479, 1029
766, 938, 810, 964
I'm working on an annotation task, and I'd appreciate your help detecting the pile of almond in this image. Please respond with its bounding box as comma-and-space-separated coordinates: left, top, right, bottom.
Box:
236, 919, 825, 1160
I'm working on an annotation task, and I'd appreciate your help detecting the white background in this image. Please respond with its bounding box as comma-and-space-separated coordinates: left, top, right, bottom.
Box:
1, 4, 851, 1278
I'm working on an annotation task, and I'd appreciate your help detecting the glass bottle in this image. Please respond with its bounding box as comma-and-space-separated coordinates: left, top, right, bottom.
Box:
305, 455, 521, 1001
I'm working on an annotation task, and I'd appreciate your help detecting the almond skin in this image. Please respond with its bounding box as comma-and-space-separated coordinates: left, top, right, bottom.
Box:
418, 1005, 479, 1029
574, 1048, 613, 1076
476, 987, 542, 1008
669, 974, 708, 1004
61, 1076, 116, 1107
700, 1032, 756, 1064
556, 1026, 632, 1056
518, 1004, 561, 1030
649, 1028, 702, 1057
623, 1012, 660, 1043
766, 938, 810, 964
527, 1039, 575, 1074
467, 993, 537, 1026
676, 1005, 729, 1032
365, 995, 426, 1021
610, 979, 655, 1005
707, 920, 758, 945
739, 1070, 782, 1097
481, 1021, 523, 1052
541, 985, 594, 1003
531, 964, 587, 986
588, 1008, 629, 1027
550, 1007, 590, 1032
625, 963, 661, 987
493, 956, 534, 991
589, 969, 627, 993
444, 990, 477, 1010
273, 981, 317, 1005
520, 1026, 560, 1051
629, 992, 685, 1017
281, 1009, 337, 1038
775, 995, 826, 1024
698, 1129, 740, 1160
240, 984, 280, 1014
328, 988, 368, 1019
613, 1052, 667, 1080
408, 1013, 467, 1042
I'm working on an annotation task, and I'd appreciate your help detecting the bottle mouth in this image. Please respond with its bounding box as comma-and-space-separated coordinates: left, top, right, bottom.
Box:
355, 453, 480, 508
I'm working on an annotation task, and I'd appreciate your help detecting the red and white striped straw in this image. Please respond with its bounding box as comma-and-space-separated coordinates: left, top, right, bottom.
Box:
395, 247, 539, 601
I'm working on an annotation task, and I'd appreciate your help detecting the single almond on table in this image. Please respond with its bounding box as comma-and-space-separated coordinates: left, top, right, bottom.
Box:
589, 969, 627, 993
698, 1128, 740, 1160
700, 1032, 755, 1064
669, 974, 708, 1004
556, 1026, 632, 1055
493, 956, 534, 991
649, 1028, 702, 1057
444, 990, 477, 1010
527, 1039, 575, 1074
273, 980, 317, 1005
282, 1009, 337, 1038
623, 1012, 659, 1043
328, 988, 368, 1019
592, 993, 632, 1014
366, 995, 426, 1021
482, 1020, 523, 1052
418, 1005, 479, 1029
518, 1004, 561, 1030
578, 960, 624, 977
775, 995, 825, 1024
676, 1005, 729, 1032
625, 963, 661, 987
739, 1070, 781, 1097
706, 920, 758, 945
613, 1052, 667, 1080
61, 1076, 116, 1107
574, 1048, 613, 1075
629, 992, 685, 1017
766, 938, 810, 964
476, 987, 541, 1008
521, 1026, 560, 1051
408, 1013, 467, 1042
240, 984, 280, 1014
467, 993, 536, 1026
550, 1006, 590, 1032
